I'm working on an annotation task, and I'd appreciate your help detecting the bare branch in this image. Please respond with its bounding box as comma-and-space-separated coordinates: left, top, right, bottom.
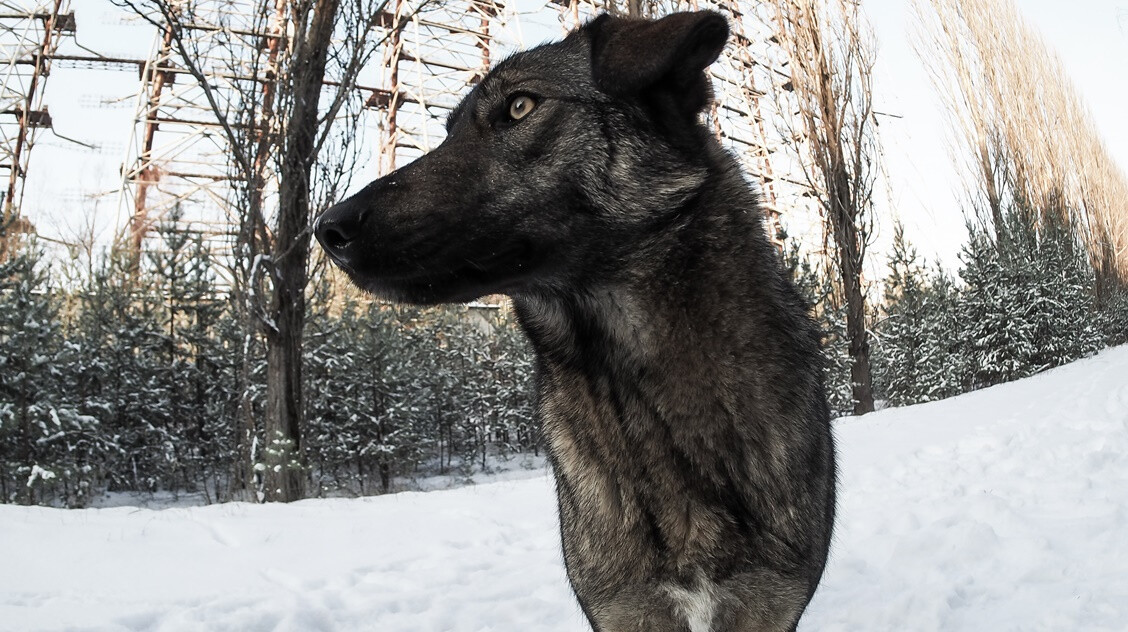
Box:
770, 0, 882, 414
914, 0, 1128, 291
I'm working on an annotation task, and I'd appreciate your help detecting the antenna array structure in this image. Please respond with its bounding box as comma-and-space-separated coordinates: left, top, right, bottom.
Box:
117, 0, 285, 262
0, 0, 73, 231
367, 0, 523, 175
113, 0, 524, 264
0, 2, 818, 262
554, 0, 816, 247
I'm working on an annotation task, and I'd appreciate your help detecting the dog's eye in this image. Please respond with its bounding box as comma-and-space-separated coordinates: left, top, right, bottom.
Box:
507, 95, 536, 121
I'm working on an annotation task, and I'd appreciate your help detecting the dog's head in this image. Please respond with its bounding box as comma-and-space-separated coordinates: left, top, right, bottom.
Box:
316, 11, 730, 304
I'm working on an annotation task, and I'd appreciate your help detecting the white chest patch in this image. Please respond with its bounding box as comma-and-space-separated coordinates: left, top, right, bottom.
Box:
664, 578, 718, 632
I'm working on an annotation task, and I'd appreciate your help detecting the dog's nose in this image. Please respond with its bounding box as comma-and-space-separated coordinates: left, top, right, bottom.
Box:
315, 201, 364, 261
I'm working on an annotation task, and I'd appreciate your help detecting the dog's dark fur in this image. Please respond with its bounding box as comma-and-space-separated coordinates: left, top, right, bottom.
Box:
316, 11, 835, 631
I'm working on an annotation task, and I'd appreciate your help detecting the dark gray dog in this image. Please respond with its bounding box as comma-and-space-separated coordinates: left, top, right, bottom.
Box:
316, 11, 835, 631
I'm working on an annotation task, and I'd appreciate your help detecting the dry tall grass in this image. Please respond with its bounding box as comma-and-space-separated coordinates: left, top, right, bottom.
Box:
914, 0, 1128, 296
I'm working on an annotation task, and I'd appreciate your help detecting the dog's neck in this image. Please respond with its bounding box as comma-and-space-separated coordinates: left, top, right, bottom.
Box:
513, 165, 783, 377
510, 160, 822, 568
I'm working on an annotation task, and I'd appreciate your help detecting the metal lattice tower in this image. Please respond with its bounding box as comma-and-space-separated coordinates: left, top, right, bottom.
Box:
8, 3, 814, 260
116, 1, 284, 262
554, 0, 814, 246
116, 0, 527, 263
0, 0, 73, 231
368, 0, 524, 173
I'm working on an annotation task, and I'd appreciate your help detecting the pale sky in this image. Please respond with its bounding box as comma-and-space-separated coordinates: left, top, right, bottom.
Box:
17, 0, 1128, 273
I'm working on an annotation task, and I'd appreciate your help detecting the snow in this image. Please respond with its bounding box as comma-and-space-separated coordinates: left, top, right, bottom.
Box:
4, 346, 1128, 631
24, 465, 56, 487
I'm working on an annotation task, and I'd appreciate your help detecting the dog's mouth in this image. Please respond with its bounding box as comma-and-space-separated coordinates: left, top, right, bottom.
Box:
460, 242, 531, 275
340, 240, 536, 304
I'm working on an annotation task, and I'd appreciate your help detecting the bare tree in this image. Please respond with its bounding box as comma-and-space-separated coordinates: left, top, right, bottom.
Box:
771, 0, 880, 414
114, 0, 399, 501
914, 0, 1128, 298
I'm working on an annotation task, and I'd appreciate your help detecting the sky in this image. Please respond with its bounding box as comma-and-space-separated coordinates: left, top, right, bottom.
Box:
16, 0, 1128, 272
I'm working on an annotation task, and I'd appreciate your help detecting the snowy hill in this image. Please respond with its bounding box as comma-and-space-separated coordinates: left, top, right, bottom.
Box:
3, 346, 1127, 632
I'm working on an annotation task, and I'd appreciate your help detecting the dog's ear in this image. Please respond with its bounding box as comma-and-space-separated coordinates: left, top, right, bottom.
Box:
587, 11, 729, 115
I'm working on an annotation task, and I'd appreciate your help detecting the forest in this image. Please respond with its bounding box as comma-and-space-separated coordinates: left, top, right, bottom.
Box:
3, 202, 1124, 506
1, 0, 1126, 506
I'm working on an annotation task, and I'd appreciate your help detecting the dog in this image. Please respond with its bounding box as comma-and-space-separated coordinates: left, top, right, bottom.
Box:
315, 11, 835, 631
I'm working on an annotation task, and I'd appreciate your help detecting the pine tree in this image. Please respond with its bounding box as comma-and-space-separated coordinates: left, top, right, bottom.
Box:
210, 296, 263, 501
485, 308, 536, 456
305, 295, 441, 495
921, 268, 967, 401
69, 248, 171, 494
872, 224, 971, 407
874, 224, 931, 406
1101, 288, 1128, 346
957, 198, 1104, 390
0, 239, 103, 506
303, 286, 363, 494
785, 244, 853, 416
147, 211, 230, 497
179, 234, 236, 501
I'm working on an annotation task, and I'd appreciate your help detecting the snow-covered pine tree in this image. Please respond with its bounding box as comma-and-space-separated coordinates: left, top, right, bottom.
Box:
484, 307, 536, 456
434, 306, 531, 474
0, 239, 103, 506
1102, 287, 1128, 346
873, 224, 968, 406
303, 283, 363, 494
305, 293, 444, 494
69, 247, 172, 495
1020, 198, 1105, 370
148, 211, 198, 493
178, 233, 240, 501
957, 197, 1104, 390
444, 319, 486, 473
958, 219, 1038, 389
785, 244, 853, 416
921, 267, 968, 401
148, 210, 232, 497
874, 223, 931, 406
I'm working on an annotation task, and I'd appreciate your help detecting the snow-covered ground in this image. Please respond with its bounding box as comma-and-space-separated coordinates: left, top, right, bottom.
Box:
4, 346, 1128, 631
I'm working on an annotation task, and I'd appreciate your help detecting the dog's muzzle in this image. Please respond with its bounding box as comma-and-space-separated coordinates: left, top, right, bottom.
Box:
315, 200, 365, 267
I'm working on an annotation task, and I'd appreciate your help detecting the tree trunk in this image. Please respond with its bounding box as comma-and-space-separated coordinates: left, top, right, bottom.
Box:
379, 459, 390, 494
19, 389, 32, 505
261, 0, 341, 502
778, 0, 878, 415
843, 263, 875, 414
831, 182, 875, 415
